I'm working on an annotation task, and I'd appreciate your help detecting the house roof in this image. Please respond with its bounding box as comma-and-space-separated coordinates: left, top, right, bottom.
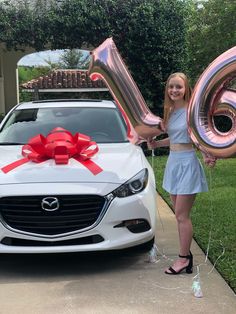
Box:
20, 69, 107, 91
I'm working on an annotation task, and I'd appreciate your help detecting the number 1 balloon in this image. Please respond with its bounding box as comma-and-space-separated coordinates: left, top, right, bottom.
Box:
88, 38, 162, 142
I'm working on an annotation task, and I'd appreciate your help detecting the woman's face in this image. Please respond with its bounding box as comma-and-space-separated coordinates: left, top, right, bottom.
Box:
167, 76, 186, 103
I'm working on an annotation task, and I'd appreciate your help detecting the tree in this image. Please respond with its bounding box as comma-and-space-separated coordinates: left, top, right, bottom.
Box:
18, 65, 53, 84
186, 0, 236, 83
58, 49, 90, 69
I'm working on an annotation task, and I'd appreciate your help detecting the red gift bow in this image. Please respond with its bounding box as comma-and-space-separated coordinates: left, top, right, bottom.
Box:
1, 128, 103, 175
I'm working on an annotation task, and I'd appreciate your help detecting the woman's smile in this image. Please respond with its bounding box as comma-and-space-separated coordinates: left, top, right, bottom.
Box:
168, 77, 186, 102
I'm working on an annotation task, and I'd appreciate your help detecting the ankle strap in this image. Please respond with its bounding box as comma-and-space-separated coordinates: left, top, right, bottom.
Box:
179, 251, 192, 259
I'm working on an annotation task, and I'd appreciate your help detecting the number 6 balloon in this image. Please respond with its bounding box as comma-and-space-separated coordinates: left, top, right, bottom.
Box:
188, 46, 236, 158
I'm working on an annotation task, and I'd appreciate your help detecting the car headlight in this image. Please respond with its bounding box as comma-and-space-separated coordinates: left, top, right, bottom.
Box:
112, 169, 148, 198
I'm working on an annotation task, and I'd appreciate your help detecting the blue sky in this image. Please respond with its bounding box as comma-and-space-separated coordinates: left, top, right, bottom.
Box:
18, 50, 64, 66
18, 49, 89, 67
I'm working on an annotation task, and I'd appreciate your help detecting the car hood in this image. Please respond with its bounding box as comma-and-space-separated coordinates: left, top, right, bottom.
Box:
0, 143, 145, 185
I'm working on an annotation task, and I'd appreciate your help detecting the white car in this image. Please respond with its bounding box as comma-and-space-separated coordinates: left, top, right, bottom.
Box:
0, 99, 157, 253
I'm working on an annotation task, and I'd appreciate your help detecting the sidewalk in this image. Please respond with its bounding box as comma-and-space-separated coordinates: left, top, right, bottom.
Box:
155, 194, 236, 314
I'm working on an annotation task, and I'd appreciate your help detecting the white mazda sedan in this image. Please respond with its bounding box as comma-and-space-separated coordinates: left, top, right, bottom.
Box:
0, 99, 157, 253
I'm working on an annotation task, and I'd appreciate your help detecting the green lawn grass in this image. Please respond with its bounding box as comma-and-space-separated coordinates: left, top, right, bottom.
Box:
148, 153, 236, 293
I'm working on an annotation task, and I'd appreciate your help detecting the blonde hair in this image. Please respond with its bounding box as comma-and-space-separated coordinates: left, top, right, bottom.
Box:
163, 72, 192, 125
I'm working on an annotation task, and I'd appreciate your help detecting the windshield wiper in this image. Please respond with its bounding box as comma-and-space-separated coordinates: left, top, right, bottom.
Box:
0, 142, 25, 145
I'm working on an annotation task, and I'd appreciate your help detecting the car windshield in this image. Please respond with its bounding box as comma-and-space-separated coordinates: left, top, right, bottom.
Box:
0, 107, 128, 144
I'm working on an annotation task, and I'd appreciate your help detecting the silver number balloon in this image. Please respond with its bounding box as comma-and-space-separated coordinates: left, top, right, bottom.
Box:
89, 38, 235, 157
188, 47, 236, 158
88, 38, 162, 140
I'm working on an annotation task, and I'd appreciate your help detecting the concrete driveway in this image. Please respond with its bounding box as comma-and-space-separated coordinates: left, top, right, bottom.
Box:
0, 194, 235, 314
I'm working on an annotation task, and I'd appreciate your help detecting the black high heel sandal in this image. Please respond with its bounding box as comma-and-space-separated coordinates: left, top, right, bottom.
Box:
165, 251, 193, 275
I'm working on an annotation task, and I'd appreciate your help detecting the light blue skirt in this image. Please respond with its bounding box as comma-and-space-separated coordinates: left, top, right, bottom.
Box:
163, 150, 208, 195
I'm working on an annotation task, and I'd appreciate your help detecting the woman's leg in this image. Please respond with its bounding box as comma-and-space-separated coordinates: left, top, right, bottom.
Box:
165, 193, 196, 273
170, 194, 177, 209
175, 194, 196, 256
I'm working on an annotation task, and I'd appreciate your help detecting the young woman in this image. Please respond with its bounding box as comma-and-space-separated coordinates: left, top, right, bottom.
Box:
148, 72, 216, 275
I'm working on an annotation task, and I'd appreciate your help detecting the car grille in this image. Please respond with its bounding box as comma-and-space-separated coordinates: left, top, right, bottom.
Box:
0, 195, 106, 236
1, 235, 104, 246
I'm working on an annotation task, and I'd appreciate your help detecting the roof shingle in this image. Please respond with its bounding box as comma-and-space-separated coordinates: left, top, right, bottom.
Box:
21, 69, 107, 90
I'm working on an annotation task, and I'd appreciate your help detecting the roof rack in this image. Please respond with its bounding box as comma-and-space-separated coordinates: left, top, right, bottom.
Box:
32, 99, 102, 104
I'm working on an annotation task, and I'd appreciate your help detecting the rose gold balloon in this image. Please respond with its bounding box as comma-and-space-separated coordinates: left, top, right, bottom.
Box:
88, 38, 162, 141
188, 47, 236, 158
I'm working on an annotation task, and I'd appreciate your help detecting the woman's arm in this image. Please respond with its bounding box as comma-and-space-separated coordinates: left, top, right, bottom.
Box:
147, 137, 170, 149
135, 123, 164, 140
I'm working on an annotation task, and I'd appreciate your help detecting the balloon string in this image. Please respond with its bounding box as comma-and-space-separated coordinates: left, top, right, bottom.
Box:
195, 167, 225, 276
149, 153, 172, 261
207, 241, 225, 275
148, 159, 225, 296
151, 148, 154, 168
204, 168, 213, 263
151, 150, 165, 232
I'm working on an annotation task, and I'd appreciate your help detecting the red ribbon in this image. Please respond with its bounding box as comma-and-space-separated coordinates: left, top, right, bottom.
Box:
1, 128, 103, 175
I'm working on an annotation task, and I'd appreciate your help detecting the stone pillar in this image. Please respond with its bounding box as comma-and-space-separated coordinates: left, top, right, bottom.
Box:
1, 46, 34, 114
2, 51, 20, 113
0, 53, 5, 116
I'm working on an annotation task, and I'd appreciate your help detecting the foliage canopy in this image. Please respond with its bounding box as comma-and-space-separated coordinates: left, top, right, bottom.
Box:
186, 0, 236, 83
0, 0, 187, 113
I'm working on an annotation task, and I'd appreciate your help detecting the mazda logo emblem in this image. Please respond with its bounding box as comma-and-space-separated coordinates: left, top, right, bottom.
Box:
41, 197, 60, 211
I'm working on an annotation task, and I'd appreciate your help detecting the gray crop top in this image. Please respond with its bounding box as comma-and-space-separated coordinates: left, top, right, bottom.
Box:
167, 107, 192, 144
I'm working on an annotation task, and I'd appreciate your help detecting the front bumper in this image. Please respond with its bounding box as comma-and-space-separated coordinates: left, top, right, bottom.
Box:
0, 183, 157, 253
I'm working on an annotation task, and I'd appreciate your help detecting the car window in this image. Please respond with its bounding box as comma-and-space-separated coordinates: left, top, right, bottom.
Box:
0, 107, 128, 144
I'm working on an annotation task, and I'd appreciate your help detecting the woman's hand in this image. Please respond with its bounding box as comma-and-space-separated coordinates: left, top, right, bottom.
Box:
159, 120, 166, 133
147, 139, 158, 150
203, 154, 217, 168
